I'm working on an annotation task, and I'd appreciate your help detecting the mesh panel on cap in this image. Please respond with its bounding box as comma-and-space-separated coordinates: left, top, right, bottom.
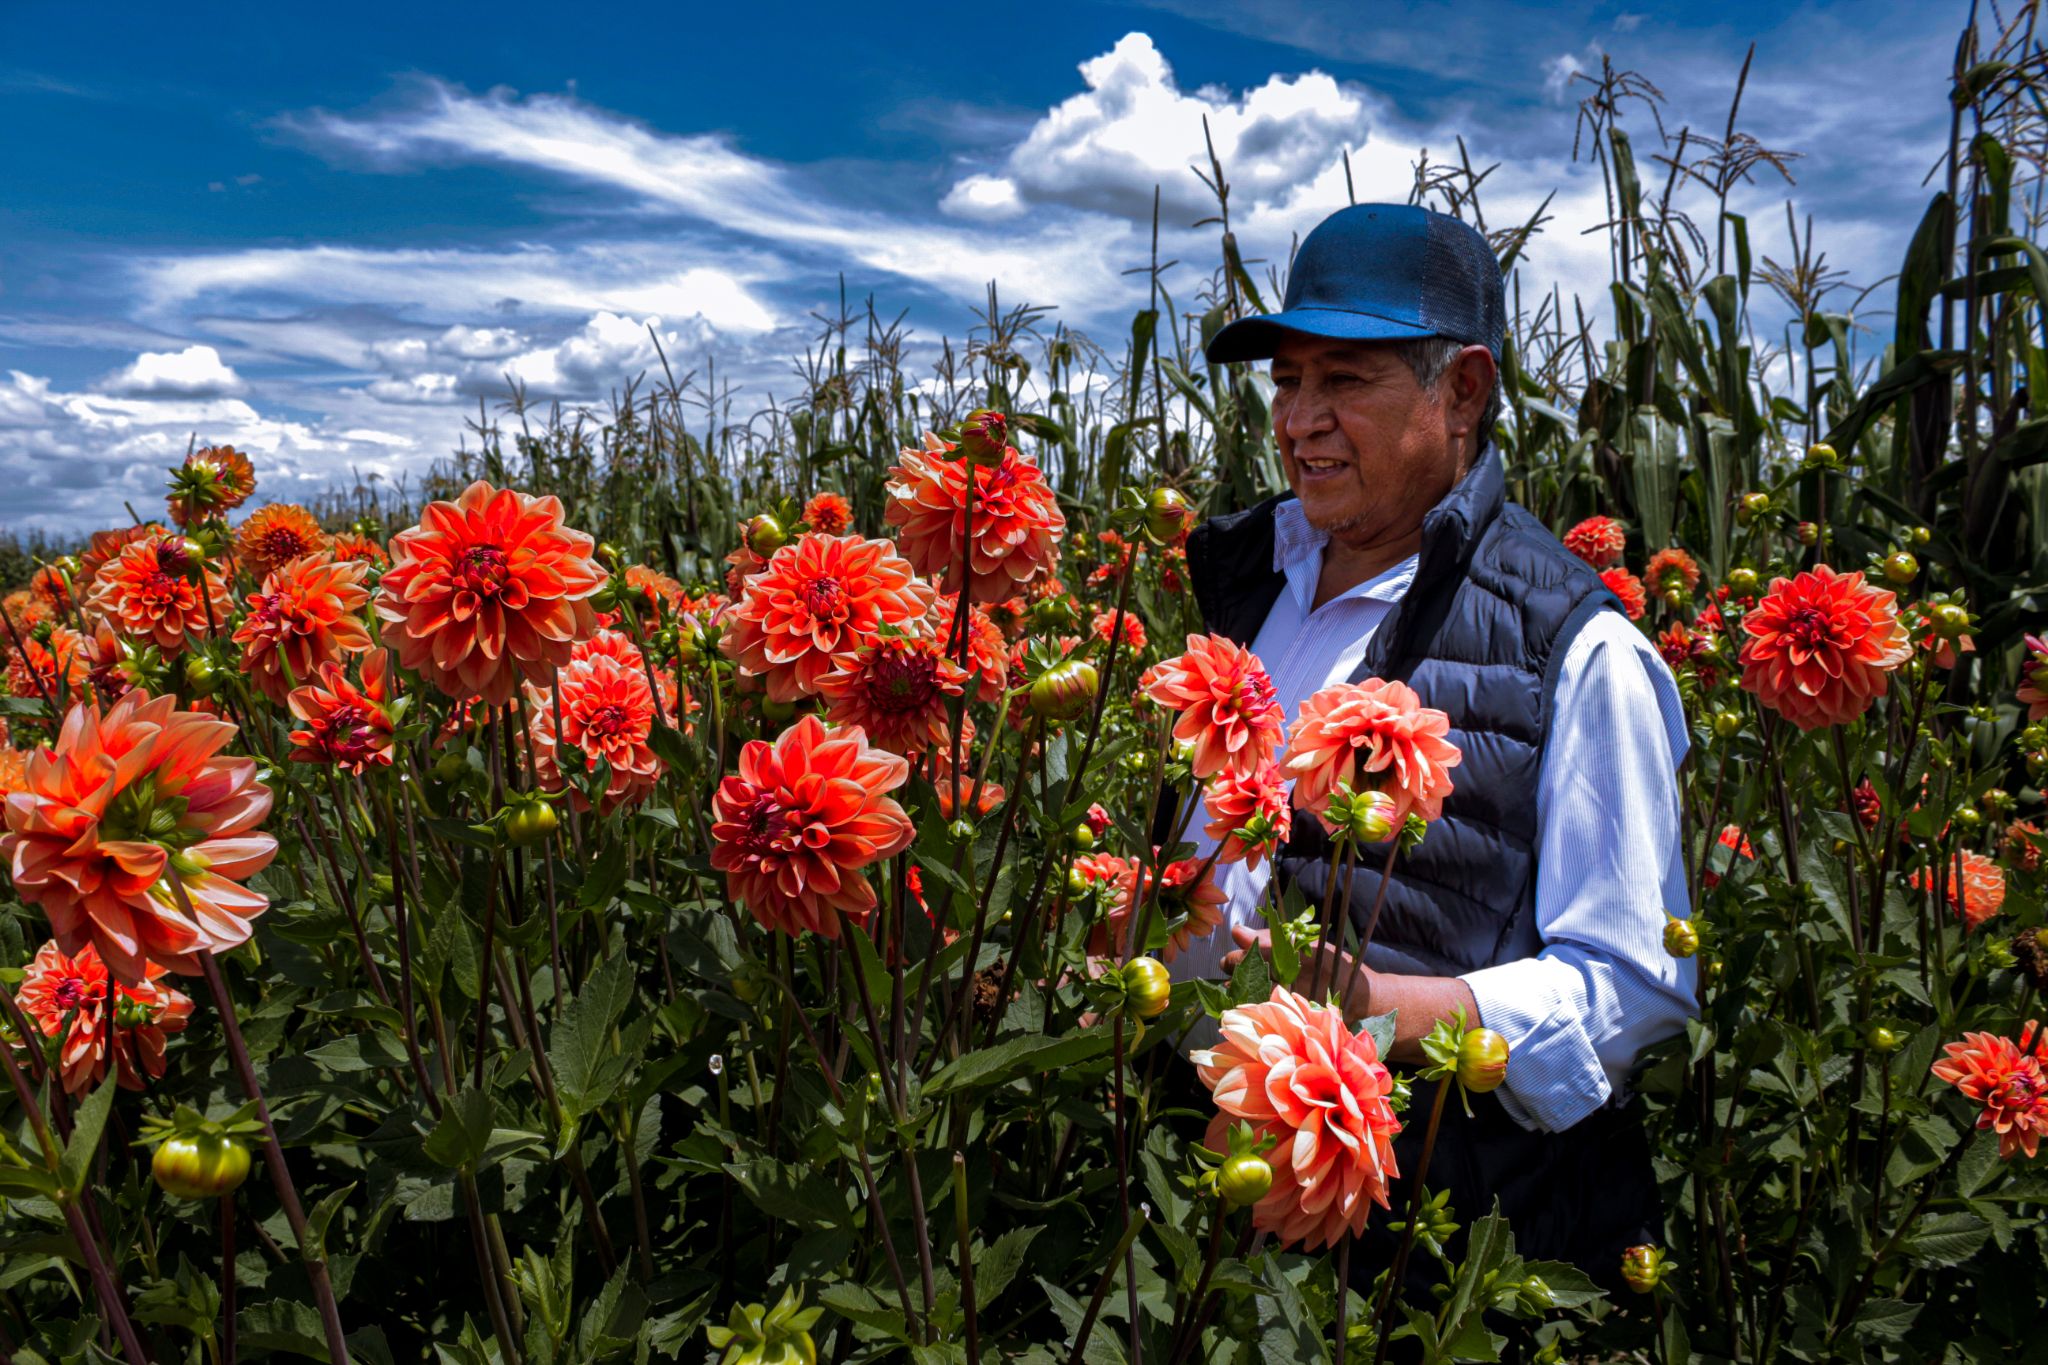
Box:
1422, 212, 1506, 355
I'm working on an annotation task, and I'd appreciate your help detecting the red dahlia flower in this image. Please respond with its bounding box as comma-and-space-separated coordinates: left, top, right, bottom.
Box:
526, 631, 664, 812
1093, 856, 1226, 963
1139, 634, 1284, 781
329, 531, 389, 567
1563, 515, 1625, 568
1602, 567, 1648, 621
710, 715, 917, 938
287, 649, 396, 774
932, 596, 1009, 702
1912, 849, 2007, 931
1192, 985, 1402, 1250
76, 524, 167, 603
1, 691, 277, 982
16, 939, 193, 1096
817, 634, 968, 757
7, 627, 88, 701
1738, 565, 1911, 730
1281, 678, 1461, 829
719, 533, 936, 703
376, 480, 606, 705
885, 432, 1065, 602
232, 553, 373, 705
1645, 547, 1701, 598
1091, 608, 1146, 653
86, 535, 231, 656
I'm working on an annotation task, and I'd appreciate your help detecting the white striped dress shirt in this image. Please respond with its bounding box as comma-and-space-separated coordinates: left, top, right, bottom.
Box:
1173, 498, 1697, 1132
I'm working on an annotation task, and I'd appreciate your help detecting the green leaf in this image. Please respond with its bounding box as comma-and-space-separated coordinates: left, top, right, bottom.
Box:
1228, 936, 1272, 1007
58, 1078, 116, 1197
818, 1282, 914, 1344
423, 1088, 495, 1170
302, 1182, 357, 1262
306, 1031, 413, 1074
975, 1227, 1041, 1311
1900, 1211, 1990, 1267
548, 952, 635, 1117
1358, 1009, 1398, 1062
924, 1028, 1115, 1096
1849, 1297, 1923, 1342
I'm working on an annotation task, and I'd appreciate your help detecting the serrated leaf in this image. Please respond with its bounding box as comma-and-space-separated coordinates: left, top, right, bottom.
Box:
302, 1183, 356, 1262
1900, 1211, 1990, 1266
58, 1078, 115, 1197
423, 1088, 495, 1170
1228, 936, 1272, 1007
924, 1028, 1114, 1095
549, 952, 634, 1117
1850, 1297, 1923, 1341
975, 1226, 1041, 1311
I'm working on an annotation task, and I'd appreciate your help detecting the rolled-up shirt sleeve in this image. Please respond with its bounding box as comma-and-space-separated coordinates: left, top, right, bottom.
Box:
1460, 608, 1697, 1133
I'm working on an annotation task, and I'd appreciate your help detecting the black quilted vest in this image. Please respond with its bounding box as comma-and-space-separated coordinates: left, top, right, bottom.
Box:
1186, 447, 1619, 975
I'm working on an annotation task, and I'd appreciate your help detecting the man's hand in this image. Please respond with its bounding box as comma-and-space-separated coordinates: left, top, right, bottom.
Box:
1221, 925, 1483, 1067
1221, 925, 1372, 1023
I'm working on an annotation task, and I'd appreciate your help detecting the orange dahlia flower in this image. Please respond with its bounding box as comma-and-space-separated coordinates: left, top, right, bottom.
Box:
1645, 547, 1701, 598
86, 535, 231, 655
1912, 849, 2007, 931
1281, 678, 1461, 829
933, 596, 1009, 702
885, 432, 1065, 602
623, 564, 684, 621
166, 445, 256, 527
817, 634, 968, 756
234, 503, 330, 577
526, 631, 663, 812
1563, 515, 1625, 568
719, 533, 936, 703
1193, 985, 1402, 1250
1738, 565, 1911, 730
0, 746, 27, 795
329, 530, 389, 567
376, 480, 606, 705
1, 691, 277, 982
1095, 855, 1226, 963
16, 939, 193, 1096
1601, 567, 1648, 621
287, 649, 397, 774
1203, 759, 1292, 869
1932, 1026, 2048, 1160
930, 723, 1004, 819
709, 715, 916, 938
29, 564, 74, 615
76, 524, 167, 603
1140, 634, 1284, 781
803, 492, 854, 536
1091, 607, 1147, 654
7, 627, 88, 701
232, 553, 373, 705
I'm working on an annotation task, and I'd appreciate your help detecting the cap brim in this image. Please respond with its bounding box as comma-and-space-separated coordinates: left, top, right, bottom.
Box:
1203, 306, 1438, 365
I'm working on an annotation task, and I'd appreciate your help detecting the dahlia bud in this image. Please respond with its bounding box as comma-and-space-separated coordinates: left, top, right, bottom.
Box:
156, 536, 203, 582
1982, 787, 2013, 815
1329, 787, 1396, 844
1930, 602, 1971, 638
744, 514, 787, 556
1619, 1245, 1667, 1294
760, 695, 799, 724
1065, 865, 1090, 897
1029, 659, 1098, 720
1121, 957, 1171, 1019
1664, 916, 1699, 959
1455, 1028, 1509, 1093
1070, 822, 1096, 851
1796, 521, 1820, 547
1909, 525, 1932, 547
1711, 711, 1743, 740
1726, 567, 1760, 596
1865, 1024, 1901, 1054
1085, 803, 1112, 838
1141, 487, 1195, 546
1216, 1152, 1274, 1208
957, 409, 1010, 467
1881, 551, 1919, 584
1804, 442, 1839, 470
1987, 937, 2018, 970
1735, 492, 1771, 525
1953, 805, 1984, 832
182, 654, 222, 697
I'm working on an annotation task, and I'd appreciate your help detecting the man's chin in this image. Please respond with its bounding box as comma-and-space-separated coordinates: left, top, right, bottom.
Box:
1299, 499, 1371, 538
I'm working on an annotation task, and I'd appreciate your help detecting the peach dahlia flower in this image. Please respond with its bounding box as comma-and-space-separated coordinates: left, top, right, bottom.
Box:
1193, 985, 1402, 1250
376, 480, 606, 705
1563, 515, 1626, 568
1280, 678, 1461, 829
710, 715, 916, 938
885, 432, 1065, 602
719, 533, 937, 703
287, 649, 397, 774
1, 691, 277, 982
816, 633, 968, 756
1202, 759, 1292, 869
1738, 565, 1911, 730
1139, 634, 1284, 781
87, 535, 232, 655
166, 445, 256, 528
1932, 1026, 2048, 1160
234, 503, 330, 577
525, 631, 663, 813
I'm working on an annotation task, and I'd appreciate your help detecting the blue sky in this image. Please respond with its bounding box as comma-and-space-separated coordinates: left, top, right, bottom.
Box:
1, 0, 1962, 534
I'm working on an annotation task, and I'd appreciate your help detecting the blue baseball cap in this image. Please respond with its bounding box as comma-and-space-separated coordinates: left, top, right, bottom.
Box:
1205, 203, 1505, 364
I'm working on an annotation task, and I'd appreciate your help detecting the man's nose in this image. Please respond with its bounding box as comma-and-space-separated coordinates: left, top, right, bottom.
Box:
1280, 387, 1336, 444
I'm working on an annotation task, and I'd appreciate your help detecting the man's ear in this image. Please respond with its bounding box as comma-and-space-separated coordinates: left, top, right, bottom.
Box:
1445, 345, 1497, 439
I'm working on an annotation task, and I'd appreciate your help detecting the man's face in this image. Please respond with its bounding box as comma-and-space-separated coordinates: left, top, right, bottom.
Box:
1269, 335, 1484, 548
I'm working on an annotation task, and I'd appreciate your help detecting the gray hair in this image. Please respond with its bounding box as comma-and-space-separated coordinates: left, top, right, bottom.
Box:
1389, 337, 1503, 443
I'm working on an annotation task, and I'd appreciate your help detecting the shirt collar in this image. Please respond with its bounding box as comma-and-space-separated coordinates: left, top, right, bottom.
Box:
1271, 499, 1419, 614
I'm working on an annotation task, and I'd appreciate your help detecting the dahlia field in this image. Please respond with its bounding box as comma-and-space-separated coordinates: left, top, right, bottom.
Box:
5, 16, 2048, 1365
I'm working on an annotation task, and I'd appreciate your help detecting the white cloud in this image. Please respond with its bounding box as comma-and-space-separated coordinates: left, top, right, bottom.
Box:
98, 343, 245, 397
946, 33, 1378, 224
1543, 53, 1586, 103
940, 173, 1025, 222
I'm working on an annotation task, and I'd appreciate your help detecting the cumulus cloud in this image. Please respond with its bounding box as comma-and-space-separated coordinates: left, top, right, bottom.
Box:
942, 33, 1377, 224
98, 343, 245, 397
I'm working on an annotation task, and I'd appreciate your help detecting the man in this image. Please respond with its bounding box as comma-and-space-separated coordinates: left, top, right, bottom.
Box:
1175, 203, 1695, 1276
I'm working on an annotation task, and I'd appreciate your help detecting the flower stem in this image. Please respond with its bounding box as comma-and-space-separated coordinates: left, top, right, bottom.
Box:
220, 1194, 238, 1365
1372, 1073, 1451, 1365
